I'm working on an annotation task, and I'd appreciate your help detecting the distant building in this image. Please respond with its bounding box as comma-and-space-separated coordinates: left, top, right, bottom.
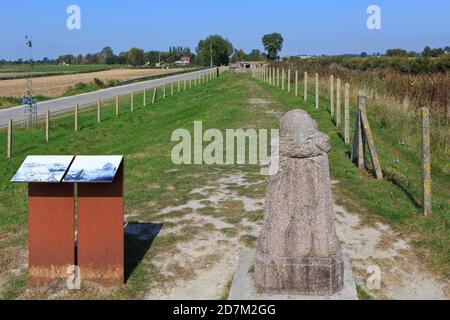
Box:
175, 56, 191, 66
233, 61, 266, 72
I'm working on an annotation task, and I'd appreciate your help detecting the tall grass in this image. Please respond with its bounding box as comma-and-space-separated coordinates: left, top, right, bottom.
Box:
271, 58, 450, 162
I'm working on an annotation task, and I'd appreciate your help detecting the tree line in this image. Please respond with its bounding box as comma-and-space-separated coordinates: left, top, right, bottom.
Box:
0, 33, 286, 67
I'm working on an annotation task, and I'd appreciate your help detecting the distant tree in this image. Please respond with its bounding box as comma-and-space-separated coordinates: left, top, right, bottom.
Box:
422, 46, 445, 57
444, 46, 450, 54
386, 49, 408, 57
145, 51, 161, 65
360, 52, 368, 58
196, 35, 233, 66
127, 48, 145, 66
247, 49, 264, 61
116, 52, 128, 65
262, 33, 284, 60
99, 46, 115, 64
236, 49, 246, 62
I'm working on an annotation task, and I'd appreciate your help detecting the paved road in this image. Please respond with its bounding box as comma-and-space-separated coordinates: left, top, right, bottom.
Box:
0, 68, 216, 128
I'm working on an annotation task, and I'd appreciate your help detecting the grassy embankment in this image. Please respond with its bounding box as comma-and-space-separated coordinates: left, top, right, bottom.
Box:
0, 72, 447, 299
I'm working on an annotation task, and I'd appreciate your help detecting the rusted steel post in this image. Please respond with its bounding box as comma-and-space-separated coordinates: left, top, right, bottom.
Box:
46, 111, 50, 142
28, 183, 75, 287
77, 163, 124, 287
421, 107, 431, 216
304, 72, 308, 101
7, 119, 12, 158
345, 83, 350, 144
315, 73, 319, 109
330, 75, 335, 117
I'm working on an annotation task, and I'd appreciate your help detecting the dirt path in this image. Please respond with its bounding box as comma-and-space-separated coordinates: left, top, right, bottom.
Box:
141, 81, 448, 300
331, 181, 449, 299
139, 172, 448, 300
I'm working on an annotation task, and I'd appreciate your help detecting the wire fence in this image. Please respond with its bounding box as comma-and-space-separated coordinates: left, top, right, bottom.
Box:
253, 66, 448, 216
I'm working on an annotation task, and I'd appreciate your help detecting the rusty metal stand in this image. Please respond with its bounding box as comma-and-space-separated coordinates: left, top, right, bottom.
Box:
77, 162, 124, 287
28, 183, 75, 287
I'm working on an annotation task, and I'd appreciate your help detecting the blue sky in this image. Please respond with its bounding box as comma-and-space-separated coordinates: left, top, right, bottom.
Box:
1, 0, 449, 60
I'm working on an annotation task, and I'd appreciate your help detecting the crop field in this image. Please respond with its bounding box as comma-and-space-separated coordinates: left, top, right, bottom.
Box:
0, 68, 187, 99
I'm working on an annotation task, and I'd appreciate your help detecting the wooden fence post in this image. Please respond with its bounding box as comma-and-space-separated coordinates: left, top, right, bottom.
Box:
189, 78, 192, 88
344, 83, 350, 144
152, 88, 158, 104
351, 95, 365, 169
336, 78, 341, 126
184, 79, 187, 90
171, 83, 174, 95
360, 105, 383, 180
7, 119, 12, 158
116, 95, 119, 116
131, 92, 134, 112
421, 107, 431, 216
277, 68, 280, 88
282, 69, 285, 90
272, 68, 276, 86
304, 72, 308, 101
287, 69, 291, 92
163, 86, 166, 98
143, 89, 146, 106
97, 99, 101, 123
46, 111, 50, 142
75, 104, 78, 132
295, 71, 299, 97
330, 75, 335, 117
178, 80, 181, 93
315, 73, 319, 109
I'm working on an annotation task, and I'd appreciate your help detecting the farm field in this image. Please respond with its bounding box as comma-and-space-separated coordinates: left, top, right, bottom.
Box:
0, 67, 188, 99
0, 64, 117, 79
0, 72, 448, 300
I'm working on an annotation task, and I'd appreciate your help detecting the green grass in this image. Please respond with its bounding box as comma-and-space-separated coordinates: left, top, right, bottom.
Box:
0, 72, 260, 299
0, 71, 448, 299
256, 75, 450, 279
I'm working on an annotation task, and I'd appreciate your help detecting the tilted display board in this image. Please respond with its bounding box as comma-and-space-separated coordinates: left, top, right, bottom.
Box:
11, 155, 124, 288
11, 155, 74, 183
63, 156, 123, 183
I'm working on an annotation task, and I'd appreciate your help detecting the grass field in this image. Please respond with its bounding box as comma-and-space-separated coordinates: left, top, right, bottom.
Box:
0, 72, 448, 299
